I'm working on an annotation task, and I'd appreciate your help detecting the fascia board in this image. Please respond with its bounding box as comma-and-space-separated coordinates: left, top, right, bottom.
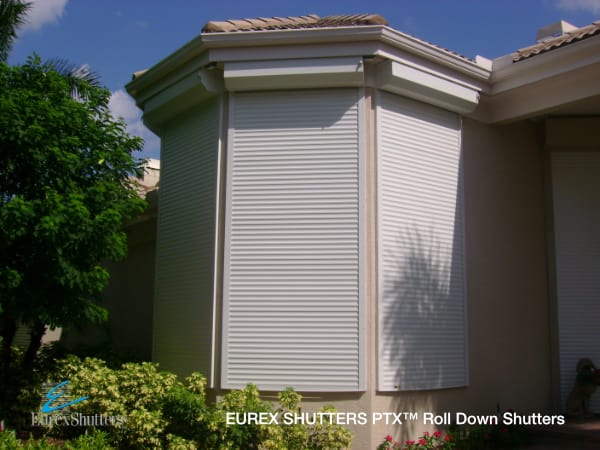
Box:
378, 27, 490, 81
201, 25, 385, 47
376, 60, 480, 114
224, 57, 364, 91
208, 41, 379, 63
126, 34, 208, 103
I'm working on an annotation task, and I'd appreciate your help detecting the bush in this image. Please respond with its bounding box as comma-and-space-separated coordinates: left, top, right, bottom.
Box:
63, 429, 113, 449
31, 355, 354, 449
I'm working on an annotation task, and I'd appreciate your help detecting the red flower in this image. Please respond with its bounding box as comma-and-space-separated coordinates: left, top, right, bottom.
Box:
444, 434, 452, 442
433, 431, 441, 438
385, 435, 393, 442
419, 438, 427, 445
423, 431, 430, 437
406, 440, 415, 445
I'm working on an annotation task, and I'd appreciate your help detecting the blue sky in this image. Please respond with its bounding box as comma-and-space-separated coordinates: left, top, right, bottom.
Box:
8, 0, 600, 160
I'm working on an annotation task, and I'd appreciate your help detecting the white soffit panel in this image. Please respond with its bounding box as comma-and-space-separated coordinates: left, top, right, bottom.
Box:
224, 57, 364, 91
376, 59, 480, 114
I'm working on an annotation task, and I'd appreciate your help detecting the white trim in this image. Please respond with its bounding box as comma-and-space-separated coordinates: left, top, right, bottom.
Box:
358, 88, 367, 391
458, 116, 470, 387
210, 95, 225, 389
375, 89, 385, 390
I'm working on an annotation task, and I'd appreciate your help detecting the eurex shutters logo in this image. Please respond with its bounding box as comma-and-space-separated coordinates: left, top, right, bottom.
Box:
32, 379, 126, 427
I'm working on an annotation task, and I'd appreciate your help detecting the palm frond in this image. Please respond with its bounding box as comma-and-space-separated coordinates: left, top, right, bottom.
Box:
46, 57, 103, 99
0, 0, 31, 62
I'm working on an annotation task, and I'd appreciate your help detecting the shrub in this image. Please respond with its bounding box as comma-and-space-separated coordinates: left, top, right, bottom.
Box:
35, 355, 353, 449
63, 429, 113, 449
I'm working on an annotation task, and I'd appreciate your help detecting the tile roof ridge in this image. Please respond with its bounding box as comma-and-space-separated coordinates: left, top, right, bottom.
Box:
201, 13, 387, 33
202, 14, 320, 33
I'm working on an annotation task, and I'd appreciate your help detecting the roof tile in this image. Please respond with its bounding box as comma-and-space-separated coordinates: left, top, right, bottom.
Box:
202, 13, 387, 33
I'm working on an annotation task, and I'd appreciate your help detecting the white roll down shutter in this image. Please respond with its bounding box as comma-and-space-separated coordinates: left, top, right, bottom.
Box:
552, 152, 600, 413
377, 92, 468, 391
222, 89, 364, 391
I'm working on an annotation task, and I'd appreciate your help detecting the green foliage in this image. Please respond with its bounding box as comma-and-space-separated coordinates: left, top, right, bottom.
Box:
0, 55, 146, 420
0, 431, 60, 450
0, 56, 146, 333
35, 356, 353, 449
63, 429, 113, 450
0, 428, 21, 450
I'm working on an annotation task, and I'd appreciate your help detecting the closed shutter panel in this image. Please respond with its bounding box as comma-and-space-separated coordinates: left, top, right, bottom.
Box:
552, 152, 600, 413
154, 98, 219, 377
377, 92, 467, 391
223, 89, 363, 391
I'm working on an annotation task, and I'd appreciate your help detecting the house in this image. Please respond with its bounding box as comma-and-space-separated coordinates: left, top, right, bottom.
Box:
60, 159, 160, 359
124, 14, 600, 447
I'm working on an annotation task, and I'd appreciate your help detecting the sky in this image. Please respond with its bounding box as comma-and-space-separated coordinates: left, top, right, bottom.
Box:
8, 0, 600, 160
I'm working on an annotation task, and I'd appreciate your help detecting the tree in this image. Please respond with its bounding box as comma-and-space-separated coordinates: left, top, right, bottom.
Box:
0, 0, 30, 62
0, 57, 146, 412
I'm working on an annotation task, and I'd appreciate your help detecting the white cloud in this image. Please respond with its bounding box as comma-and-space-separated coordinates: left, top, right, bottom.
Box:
109, 90, 160, 159
556, 0, 600, 13
21, 0, 69, 32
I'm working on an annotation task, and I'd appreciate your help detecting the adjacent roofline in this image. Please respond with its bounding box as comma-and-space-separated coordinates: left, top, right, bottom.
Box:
512, 19, 600, 61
